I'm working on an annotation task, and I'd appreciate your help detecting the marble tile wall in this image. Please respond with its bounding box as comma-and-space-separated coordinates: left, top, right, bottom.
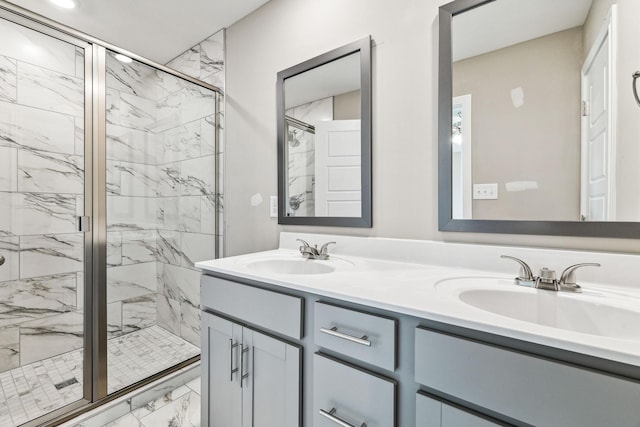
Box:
166, 29, 225, 256
159, 29, 225, 346
0, 17, 85, 373
106, 51, 160, 344
105, 28, 224, 353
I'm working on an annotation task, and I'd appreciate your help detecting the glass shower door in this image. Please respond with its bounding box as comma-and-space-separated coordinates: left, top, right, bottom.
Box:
0, 16, 89, 426
105, 51, 215, 394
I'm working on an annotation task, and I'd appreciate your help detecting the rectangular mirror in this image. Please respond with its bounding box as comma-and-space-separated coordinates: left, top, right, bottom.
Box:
439, 0, 640, 238
277, 36, 372, 227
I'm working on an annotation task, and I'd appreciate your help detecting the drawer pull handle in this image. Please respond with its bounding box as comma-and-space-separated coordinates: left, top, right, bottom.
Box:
229, 339, 239, 381
319, 408, 366, 427
320, 326, 371, 347
240, 346, 249, 388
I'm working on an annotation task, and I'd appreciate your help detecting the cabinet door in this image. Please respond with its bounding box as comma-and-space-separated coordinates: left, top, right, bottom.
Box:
202, 313, 243, 427
241, 327, 301, 427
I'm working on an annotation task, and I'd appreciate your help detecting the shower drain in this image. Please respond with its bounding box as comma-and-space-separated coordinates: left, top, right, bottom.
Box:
54, 377, 79, 390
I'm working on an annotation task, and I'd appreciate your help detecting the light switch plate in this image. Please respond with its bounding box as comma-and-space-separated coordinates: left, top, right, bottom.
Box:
270, 196, 278, 217
473, 183, 498, 200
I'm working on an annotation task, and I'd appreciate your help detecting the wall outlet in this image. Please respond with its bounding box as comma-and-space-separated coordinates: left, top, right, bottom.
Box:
270, 196, 278, 217
473, 183, 498, 200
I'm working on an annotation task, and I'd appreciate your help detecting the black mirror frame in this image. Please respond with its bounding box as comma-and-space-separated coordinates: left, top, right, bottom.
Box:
438, 0, 640, 238
277, 36, 372, 228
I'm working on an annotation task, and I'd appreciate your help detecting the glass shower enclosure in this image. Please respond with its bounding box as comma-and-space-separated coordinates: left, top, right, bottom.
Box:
0, 6, 219, 426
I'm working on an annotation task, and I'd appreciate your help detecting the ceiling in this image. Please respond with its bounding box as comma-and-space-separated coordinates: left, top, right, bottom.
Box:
4, 0, 270, 63
452, 0, 593, 61
285, 52, 361, 109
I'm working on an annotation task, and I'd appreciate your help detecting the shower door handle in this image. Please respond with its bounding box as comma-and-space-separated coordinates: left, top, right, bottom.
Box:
0, 254, 4, 266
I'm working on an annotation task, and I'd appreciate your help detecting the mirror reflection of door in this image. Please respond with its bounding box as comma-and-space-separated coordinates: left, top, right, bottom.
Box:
315, 120, 362, 217
452, 94, 473, 219
580, 7, 615, 221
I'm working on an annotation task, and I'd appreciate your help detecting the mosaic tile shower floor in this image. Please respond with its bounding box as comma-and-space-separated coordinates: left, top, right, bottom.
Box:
0, 326, 199, 427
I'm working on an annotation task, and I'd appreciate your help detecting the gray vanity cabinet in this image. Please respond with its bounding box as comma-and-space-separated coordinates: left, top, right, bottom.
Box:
200, 271, 640, 427
201, 312, 301, 427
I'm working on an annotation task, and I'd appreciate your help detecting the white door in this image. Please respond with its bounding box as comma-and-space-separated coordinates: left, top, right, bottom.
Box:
314, 120, 361, 217
581, 7, 616, 221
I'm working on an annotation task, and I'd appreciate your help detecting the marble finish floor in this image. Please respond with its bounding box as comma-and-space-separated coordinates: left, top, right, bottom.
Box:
0, 325, 199, 427
81, 377, 201, 427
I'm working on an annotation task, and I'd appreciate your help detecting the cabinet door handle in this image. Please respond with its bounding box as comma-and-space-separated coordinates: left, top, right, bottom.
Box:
229, 339, 239, 381
319, 408, 366, 427
320, 326, 371, 347
240, 346, 249, 388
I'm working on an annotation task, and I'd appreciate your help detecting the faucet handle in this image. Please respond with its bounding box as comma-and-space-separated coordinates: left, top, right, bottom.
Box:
559, 263, 601, 292
296, 239, 311, 248
500, 255, 535, 287
319, 241, 336, 256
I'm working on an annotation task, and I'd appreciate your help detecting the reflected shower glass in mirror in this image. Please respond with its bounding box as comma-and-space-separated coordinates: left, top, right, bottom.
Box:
447, 0, 640, 224
277, 37, 371, 227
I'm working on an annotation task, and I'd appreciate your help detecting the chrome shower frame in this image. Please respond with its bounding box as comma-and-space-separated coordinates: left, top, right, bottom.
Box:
0, 2, 221, 425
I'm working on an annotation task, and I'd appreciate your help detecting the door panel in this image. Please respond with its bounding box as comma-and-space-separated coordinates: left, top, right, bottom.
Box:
202, 313, 242, 427
581, 15, 612, 221
315, 120, 362, 217
243, 327, 301, 427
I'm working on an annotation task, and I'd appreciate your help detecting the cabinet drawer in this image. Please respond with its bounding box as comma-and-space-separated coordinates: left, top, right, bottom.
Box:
416, 392, 505, 427
313, 353, 396, 427
415, 327, 640, 426
314, 302, 397, 371
201, 275, 303, 339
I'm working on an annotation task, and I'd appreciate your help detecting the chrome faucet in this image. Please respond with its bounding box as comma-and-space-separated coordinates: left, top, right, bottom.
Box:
500, 255, 535, 287
558, 263, 601, 292
296, 239, 336, 260
501, 255, 600, 293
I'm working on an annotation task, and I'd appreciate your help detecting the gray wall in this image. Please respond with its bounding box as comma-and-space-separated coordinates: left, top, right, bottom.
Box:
224, 0, 640, 256
453, 27, 582, 221
334, 90, 361, 120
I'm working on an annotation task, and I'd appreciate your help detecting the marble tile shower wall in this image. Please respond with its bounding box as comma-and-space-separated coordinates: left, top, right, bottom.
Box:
105, 28, 224, 349
0, 19, 86, 373
161, 29, 224, 345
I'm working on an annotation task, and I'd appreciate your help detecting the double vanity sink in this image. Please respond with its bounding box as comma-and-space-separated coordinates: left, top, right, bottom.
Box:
243, 254, 640, 339
197, 232, 640, 426
211, 246, 640, 363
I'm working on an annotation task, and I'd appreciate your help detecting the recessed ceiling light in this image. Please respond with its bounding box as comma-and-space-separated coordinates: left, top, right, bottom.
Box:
49, 0, 77, 9
114, 54, 133, 63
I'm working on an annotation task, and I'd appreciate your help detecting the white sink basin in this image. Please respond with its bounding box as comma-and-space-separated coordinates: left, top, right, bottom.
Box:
243, 257, 353, 275
437, 277, 640, 340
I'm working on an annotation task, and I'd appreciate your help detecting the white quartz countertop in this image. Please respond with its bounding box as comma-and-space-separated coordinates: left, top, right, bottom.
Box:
196, 245, 640, 368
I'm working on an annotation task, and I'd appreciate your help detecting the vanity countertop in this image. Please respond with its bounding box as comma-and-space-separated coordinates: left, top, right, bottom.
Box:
196, 233, 640, 368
